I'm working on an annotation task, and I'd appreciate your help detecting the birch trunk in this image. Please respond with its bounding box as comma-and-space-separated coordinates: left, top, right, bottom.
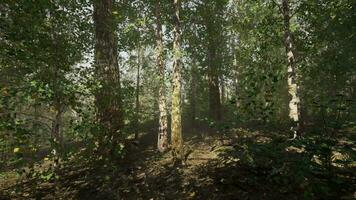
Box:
156, 1, 168, 153
282, 0, 301, 137
171, 0, 183, 161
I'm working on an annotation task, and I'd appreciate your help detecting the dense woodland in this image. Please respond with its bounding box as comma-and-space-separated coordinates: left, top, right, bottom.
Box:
0, 0, 355, 199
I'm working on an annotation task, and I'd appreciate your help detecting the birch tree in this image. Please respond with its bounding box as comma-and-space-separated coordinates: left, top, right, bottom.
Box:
171, 0, 183, 162
155, 0, 169, 152
281, 0, 302, 137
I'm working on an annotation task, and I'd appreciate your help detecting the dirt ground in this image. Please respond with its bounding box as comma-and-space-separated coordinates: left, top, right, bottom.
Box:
1, 128, 355, 200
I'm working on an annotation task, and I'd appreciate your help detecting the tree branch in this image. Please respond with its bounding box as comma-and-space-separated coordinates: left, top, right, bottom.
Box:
271, 0, 283, 14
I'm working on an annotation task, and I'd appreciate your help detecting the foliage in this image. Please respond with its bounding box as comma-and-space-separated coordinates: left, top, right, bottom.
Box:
216, 131, 355, 199
0, 0, 355, 199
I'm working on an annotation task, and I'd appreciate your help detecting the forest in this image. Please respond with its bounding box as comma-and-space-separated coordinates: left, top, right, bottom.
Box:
0, 0, 355, 199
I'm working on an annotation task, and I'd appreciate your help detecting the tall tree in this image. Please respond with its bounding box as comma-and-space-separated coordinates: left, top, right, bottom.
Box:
232, 38, 240, 109
189, 57, 198, 129
202, 1, 228, 122
51, 53, 64, 155
281, 0, 301, 137
155, 0, 169, 152
171, 0, 183, 161
134, 47, 142, 140
93, 0, 123, 150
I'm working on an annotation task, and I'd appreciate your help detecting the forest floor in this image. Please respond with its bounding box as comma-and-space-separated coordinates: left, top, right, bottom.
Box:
0, 127, 355, 200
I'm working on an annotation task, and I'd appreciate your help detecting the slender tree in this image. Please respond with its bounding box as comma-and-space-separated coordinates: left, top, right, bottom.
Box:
49, 10, 66, 155
51, 64, 64, 155
281, 0, 301, 137
189, 57, 198, 129
156, 0, 169, 152
220, 75, 226, 105
232, 44, 240, 109
171, 0, 183, 161
134, 47, 142, 140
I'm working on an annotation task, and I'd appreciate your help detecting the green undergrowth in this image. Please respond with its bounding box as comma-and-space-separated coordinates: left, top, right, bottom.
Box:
201, 131, 355, 200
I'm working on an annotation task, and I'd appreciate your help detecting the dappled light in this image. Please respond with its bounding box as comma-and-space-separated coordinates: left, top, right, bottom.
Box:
1, 0, 355, 199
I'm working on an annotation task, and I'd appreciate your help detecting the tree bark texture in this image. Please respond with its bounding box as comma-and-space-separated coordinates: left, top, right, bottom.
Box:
134, 48, 141, 140
93, 0, 123, 144
282, 0, 301, 137
156, 1, 169, 153
171, 0, 183, 161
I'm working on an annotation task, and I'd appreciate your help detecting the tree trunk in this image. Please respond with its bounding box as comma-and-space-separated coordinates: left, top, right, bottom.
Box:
233, 60, 240, 109
134, 48, 141, 140
282, 0, 301, 137
208, 44, 222, 121
232, 37, 240, 109
156, 1, 168, 153
171, 0, 183, 162
190, 59, 197, 129
220, 75, 225, 105
204, 3, 222, 122
50, 47, 63, 164
51, 29, 64, 155
93, 0, 123, 148
51, 99, 63, 155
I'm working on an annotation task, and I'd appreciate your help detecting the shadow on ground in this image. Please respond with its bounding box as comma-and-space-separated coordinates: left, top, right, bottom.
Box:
1, 127, 355, 200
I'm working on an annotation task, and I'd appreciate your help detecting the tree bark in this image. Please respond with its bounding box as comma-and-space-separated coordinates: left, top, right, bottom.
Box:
51, 96, 63, 155
233, 56, 240, 109
93, 0, 123, 147
282, 0, 301, 137
220, 75, 226, 105
155, 1, 168, 152
204, 5, 222, 122
190, 58, 198, 129
156, 1, 168, 153
171, 0, 183, 162
232, 35, 240, 109
51, 26, 64, 155
134, 48, 141, 140
208, 43, 222, 121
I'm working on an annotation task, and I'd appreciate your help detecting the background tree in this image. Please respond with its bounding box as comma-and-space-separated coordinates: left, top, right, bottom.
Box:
0, 0, 90, 162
